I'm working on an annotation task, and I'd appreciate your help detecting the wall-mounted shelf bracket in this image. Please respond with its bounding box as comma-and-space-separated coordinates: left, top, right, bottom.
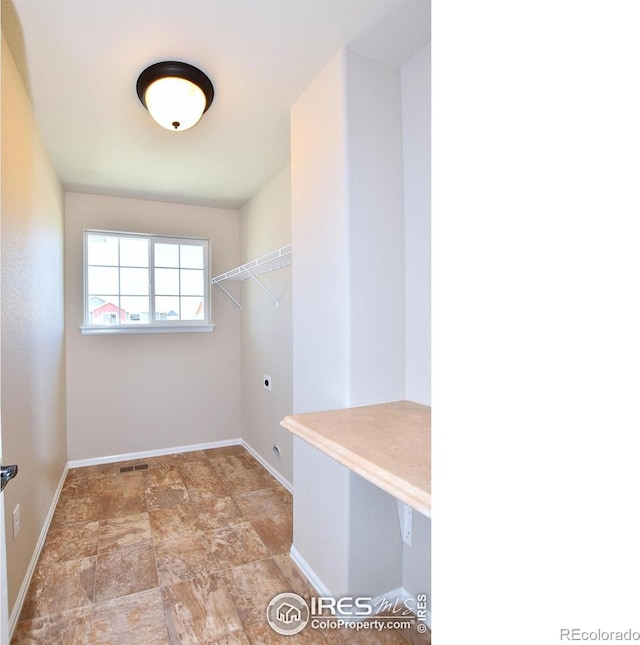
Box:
215, 282, 242, 309
244, 268, 281, 307
396, 500, 413, 546
211, 244, 292, 309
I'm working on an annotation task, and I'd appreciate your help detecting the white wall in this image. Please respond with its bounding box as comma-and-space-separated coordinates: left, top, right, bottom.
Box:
1, 35, 67, 615
291, 49, 408, 413
290, 48, 415, 600
293, 437, 351, 594
290, 50, 352, 594
239, 166, 293, 485
64, 192, 242, 460
291, 51, 351, 414
400, 44, 431, 606
402, 509, 431, 610
403, 44, 430, 405
347, 50, 406, 406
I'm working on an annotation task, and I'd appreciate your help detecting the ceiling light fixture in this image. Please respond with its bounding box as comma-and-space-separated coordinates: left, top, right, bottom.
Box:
136, 61, 215, 132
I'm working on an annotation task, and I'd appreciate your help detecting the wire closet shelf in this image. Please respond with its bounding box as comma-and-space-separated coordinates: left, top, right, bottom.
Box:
211, 244, 292, 308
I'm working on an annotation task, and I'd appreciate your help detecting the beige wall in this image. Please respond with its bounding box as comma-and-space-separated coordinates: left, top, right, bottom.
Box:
239, 166, 293, 485
1, 35, 67, 614
64, 192, 242, 460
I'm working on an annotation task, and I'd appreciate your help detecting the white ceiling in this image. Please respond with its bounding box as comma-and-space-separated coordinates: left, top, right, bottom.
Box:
5, 0, 430, 209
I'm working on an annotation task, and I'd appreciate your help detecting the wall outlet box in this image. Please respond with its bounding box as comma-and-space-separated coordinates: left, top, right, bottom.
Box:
13, 504, 21, 539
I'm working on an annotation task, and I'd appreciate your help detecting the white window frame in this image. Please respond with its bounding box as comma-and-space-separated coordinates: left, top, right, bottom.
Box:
81, 229, 214, 335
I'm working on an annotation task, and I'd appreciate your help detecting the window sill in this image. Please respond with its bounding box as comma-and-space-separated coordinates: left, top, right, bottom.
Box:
80, 324, 215, 336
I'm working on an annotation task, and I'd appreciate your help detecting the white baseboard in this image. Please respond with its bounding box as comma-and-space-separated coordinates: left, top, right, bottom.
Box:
289, 545, 431, 628
67, 439, 293, 496
9, 462, 69, 640
67, 438, 241, 469
241, 440, 293, 493
289, 544, 333, 597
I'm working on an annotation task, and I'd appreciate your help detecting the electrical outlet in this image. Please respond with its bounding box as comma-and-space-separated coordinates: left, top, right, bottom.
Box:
13, 504, 21, 539
263, 375, 272, 391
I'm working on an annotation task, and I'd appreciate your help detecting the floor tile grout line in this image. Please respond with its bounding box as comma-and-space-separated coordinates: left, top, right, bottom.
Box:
147, 510, 168, 640
216, 556, 250, 641
15, 447, 300, 643
89, 503, 99, 640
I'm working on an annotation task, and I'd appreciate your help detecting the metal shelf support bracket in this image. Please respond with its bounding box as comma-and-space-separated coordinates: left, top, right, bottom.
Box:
245, 269, 281, 307
215, 282, 242, 309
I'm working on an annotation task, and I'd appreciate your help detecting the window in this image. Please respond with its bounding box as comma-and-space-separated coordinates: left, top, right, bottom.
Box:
82, 230, 212, 334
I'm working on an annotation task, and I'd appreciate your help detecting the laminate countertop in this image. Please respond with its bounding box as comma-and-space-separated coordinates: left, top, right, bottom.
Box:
281, 400, 431, 516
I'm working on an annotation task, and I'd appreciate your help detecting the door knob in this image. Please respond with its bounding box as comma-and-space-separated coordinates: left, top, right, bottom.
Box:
1, 464, 18, 492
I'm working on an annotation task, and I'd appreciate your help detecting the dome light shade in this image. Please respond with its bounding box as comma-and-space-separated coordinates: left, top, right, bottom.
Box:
136, 61, 214, 131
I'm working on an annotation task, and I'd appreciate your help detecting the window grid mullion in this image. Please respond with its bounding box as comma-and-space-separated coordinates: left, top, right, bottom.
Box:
149, 238, 156, 323
178, 244, 182, 321
117, 236, 122, 324
85, 230, 208, 329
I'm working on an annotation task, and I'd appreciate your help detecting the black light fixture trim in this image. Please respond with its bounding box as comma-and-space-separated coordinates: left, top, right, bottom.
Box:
136, 60, 215, 113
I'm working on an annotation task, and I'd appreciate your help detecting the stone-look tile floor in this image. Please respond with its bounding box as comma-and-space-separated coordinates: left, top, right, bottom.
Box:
12, 445, 430, 644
